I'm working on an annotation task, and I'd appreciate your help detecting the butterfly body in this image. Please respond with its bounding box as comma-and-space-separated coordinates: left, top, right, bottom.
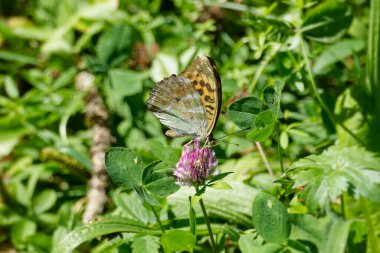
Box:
147, 56, 222, 141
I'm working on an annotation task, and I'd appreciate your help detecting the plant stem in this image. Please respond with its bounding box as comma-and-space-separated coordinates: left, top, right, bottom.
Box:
300, 38, 365, 146
362, 198, 380, 253
150, 204, 165, 233
255, 142, 275, 180
340, 194, 346, 220
367, 0, 380, 120
195, 187, 217, 253
276, 128, 284, 173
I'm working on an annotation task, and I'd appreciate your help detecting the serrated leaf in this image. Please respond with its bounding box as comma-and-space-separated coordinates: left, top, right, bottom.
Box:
252, 192, 290, 244
228, 96, 263, 129
161, 230, 196, 252
286, 145, 380, 210
105, 148, 144, 189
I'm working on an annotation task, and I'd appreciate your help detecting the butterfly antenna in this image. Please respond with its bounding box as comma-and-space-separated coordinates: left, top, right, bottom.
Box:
215, 127, 251, 141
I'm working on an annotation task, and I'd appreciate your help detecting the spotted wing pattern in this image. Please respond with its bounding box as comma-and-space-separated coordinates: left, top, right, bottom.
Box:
147, 74, 208, 138
180, 56, 222, 137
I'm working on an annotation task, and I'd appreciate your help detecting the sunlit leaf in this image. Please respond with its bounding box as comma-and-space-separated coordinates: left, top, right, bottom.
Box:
105, 148, 144, 189
286, 145, 380, 210
252, 192, 291, 244
228, 97, 262, 129
161, 230, 196, 252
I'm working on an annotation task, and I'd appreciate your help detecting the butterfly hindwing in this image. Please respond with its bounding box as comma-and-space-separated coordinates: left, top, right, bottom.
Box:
147, 75, 208, 137
180, 56, 222, 137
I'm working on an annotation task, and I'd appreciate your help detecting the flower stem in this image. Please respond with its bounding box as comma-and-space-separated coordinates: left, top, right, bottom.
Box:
196, 187, 217, 253
255, 142, 275, 180
150, 204, 165, 233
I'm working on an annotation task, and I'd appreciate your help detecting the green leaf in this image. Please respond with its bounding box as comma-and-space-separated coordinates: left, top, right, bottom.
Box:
280, 131, 289, 149
10, 219, 37, 249
207, 172, 234, 185
262, 85, 277, 107
57, 146, 92, 172
0, 50, 38, 65
290, 214, 351, 253
96, 25, 136, 66
321, 218, 351, 253
247, 110, 276, 142
169, 181, 256, 226
133, 184, 160, 206
148, 140, 181, 168
142, 160, 163, 185
150, 53, 179, 82
145, 176, 180, 197
238, 234, 283, 253
51, 67, 77, 90
4, 76, 19, 98
228, 96, 263, 129
210, 181, 233, 190
189, 197, 196, 235
314, 39, 365, 74
52, 217, 161, 253
252, 192, 290, 244
302, 1, 353, 42
131, 235, 160, 253
32, 189, 57, 214
287, 145, 380, 210
105, 148, 145, 189
161, 230, 196, 253
113, 191, 155, 224
239, 234, 261, 253
108, 69, 146, 97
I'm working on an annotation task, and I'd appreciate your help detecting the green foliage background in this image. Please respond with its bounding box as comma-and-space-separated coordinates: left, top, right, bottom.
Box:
0, 0, 379, 252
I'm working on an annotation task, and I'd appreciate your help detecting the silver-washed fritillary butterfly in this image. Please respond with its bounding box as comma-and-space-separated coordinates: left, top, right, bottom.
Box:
147, 56, 222, 141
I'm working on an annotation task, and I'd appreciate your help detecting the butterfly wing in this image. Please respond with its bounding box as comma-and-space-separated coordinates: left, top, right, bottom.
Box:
180, 56, 222, 138
147, 75, 208, 138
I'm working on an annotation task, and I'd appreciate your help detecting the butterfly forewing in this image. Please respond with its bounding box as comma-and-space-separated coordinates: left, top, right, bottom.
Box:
180, 56, 222, 137
147, 75, 208, 137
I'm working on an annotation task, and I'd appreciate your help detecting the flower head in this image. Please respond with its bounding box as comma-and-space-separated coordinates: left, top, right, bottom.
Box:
173, 139, 219, 186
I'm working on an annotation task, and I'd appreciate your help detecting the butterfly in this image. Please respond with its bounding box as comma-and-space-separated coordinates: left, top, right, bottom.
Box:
147, 56, 222, 142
